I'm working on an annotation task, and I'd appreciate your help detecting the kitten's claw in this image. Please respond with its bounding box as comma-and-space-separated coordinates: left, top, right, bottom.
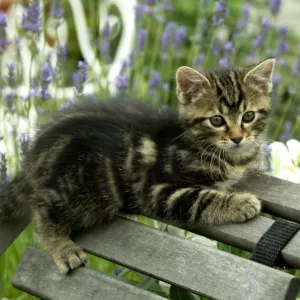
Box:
52, 245, 88, 273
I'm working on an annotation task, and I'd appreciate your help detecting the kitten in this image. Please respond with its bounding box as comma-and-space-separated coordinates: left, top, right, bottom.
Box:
0, 58, 275, 273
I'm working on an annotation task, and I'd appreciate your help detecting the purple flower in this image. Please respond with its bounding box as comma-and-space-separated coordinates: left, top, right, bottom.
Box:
161, 22, 186, 51
57, 44, 67, 60
193, 54, 205, 69
19, 133, 30, 168
149, 70, 161, 95
252, 37, 261, 48
40, 61, 55, 100
135, 4, 149, 22
276, 26, 289, 54
212, 0, 229, 26
174, 26, 187, 47
22, 0, 42, 34
269, 0, 281, 16
219, 57, 229, 68
73, 61, 89, 98
279, 120, 292, 142
101, 19, 110, 38
161, 0, 172, 12
236, 3, 251, 31
242, 3, 251, 18
60, 98, 76, 111
6, 63, 16, 88
0, 152, 9, 186
292, 60, 300, 76
115, 74, 129, 91
50, 0, 64, 27
100, 39, 111, 62
137, 29, 147, 53
161, 22, 176, 50
213, 36, 221, 57
223, 41, 235, 57
3, 92, 14, 112
0, 12, 7, 54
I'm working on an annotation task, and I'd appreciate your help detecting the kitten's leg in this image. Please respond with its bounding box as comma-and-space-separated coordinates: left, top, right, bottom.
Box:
147, 184, 260, 226
34, 210, 88, 273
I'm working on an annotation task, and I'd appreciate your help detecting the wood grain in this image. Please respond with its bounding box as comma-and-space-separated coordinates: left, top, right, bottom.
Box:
12, 248, 164, 300
236, 173, 300, 222
74, 217, 300, 300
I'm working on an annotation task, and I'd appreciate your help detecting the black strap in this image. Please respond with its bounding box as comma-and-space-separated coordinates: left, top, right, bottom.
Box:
250, 219, 300, 268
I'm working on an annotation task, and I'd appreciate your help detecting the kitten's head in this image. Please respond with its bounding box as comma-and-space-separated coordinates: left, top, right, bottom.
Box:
176, 58, 275, 161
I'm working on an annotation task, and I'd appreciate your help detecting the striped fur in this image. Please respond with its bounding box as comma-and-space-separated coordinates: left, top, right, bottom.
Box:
0, 59, 274, 272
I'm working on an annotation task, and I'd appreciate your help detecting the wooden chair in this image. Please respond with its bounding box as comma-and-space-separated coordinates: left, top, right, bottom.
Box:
2, 173, 300, 300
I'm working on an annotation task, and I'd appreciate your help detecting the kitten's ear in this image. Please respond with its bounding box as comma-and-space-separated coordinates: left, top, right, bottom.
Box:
243, 58, 275, 93
176, 66, 210, 104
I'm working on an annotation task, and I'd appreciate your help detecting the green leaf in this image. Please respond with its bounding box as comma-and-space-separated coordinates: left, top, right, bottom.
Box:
169, 285, 199, 300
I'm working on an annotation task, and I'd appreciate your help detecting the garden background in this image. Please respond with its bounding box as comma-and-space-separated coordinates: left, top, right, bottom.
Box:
1, 0, 300, 299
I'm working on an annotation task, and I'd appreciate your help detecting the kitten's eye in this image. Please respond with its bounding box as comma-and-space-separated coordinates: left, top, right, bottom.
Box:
210, 116, 225, 127
242, 111, 255, 123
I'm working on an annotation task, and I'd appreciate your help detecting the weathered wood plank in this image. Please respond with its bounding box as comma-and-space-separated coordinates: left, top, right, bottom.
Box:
12, 248, 164, 300
0, 213, 32, 255
193, 215, 300, 269
236, 173, 300, 222
74, 217, 300, 300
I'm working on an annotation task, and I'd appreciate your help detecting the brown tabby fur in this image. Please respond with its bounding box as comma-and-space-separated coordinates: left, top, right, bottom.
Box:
0, 58, 275, 273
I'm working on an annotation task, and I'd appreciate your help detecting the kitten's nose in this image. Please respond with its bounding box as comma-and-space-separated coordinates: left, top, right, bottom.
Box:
230, 137, 243, 144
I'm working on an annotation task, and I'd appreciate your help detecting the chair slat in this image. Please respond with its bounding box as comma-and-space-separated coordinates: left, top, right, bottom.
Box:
0, 214, 31, 255
236, 173, 300, 222
74, 217, 300, 300
193, 215, 300, 269
12, 248, 164, 300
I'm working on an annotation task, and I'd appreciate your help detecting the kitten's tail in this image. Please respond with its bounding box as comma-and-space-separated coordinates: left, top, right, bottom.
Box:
0, 173, 30, 223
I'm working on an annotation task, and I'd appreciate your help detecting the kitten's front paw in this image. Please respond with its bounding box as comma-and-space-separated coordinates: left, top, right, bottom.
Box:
228, 192, 261, 223
52, 244, 88, 273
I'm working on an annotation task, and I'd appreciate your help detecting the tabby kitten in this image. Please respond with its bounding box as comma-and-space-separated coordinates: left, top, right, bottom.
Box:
0, 58, 275, 273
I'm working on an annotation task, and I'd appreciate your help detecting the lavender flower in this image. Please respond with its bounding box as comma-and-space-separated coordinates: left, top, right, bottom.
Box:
40, 61, 55, 100
161, 0, 172, 12
3, 92, 14, 112
193, 54, 205, 69
136, 29, 147, 53
22, 0, 42, 34
279, 120, 292, 142
161, 22, 186, 51
174, 26, 187, 47
269, 0, 281, 17
115, 74, 129, 91
0, 12, 7, 54
50, 0, 64, 28
60, 98, 76, 111
213, 36, 221, 57
6, 63, 16, 88
223, 41, 235, 57
19, 133, 30, 168
149, 70, 161, 95
212, 0, 229, 26
73, 61, 89, 98
0, 152, 9, 186
219, 57, 229, 68
135, 4, 149, 22
161, 22, 176, 50
113, 265, 123, 276
276, 26, 289, 53
236, 3, 251, 31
